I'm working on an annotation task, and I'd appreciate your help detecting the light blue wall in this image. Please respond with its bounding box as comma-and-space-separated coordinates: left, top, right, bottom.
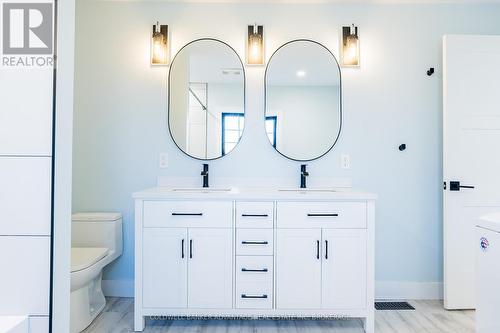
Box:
73, 1, 500, 293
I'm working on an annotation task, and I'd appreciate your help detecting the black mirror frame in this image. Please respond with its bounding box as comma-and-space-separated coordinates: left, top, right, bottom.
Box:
264, 39, 343, 162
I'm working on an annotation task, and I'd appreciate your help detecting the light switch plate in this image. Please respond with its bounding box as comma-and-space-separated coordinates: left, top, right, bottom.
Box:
159, 153, 168, 169
341, 154, 351, 169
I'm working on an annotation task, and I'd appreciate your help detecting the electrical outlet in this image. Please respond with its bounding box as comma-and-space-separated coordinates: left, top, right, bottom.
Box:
159, 153, 169, 169
341, 154, 351, 169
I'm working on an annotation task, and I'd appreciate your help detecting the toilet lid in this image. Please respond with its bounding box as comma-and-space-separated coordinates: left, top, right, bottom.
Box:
71, 247, 109, 273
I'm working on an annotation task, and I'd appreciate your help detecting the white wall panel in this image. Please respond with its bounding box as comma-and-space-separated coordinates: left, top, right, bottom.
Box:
0, 68, 53, 156
29, 316, 49, 333
0, 0, 55, 325
0, 237, 50, 316
0, 157, 51, 235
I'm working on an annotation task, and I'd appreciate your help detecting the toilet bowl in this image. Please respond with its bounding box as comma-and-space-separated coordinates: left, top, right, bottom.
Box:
70, 213, 123, 333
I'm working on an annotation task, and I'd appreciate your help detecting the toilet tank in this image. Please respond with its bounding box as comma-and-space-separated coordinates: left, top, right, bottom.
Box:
71, 213, 123, 258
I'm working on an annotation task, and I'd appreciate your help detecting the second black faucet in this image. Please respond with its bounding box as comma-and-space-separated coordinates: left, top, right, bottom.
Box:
300, 164, 309, 189
201, 164, 209, 188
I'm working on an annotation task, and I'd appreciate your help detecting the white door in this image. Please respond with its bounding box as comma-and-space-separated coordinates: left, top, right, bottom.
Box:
443, 35, 500, 309
187, 228, 232, 308
143, 228, 188, 308
321, 229, 366, 309
276, 229, 322, 309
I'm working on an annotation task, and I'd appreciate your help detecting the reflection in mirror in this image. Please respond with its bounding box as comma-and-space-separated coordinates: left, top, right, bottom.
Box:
265, 40, 342, 161
169, 39, 245, 160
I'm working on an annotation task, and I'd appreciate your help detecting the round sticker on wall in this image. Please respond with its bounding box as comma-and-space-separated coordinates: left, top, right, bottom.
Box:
480, 237, 489, 252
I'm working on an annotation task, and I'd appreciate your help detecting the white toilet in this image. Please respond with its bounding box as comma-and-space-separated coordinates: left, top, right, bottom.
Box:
70, 212, 123, 333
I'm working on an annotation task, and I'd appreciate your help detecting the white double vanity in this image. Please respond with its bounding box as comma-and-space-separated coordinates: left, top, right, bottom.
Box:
133, 187, 376, 332
131, 36, 375, 332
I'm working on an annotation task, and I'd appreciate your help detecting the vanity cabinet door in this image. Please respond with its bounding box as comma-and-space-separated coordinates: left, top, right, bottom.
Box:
276, 229, 322, 309
143, 228, 188, 308
321, 229, 367, 309
187, 228, 233, 309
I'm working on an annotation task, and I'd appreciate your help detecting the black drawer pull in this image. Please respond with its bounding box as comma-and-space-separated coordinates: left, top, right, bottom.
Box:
241, 294, 268, 299
241, 268, 268, 272
172, 213, 203, 216
241, 241, 268, 245
241, 214, 269, 217
181, 239, 185, 259
307, 213, 339, 217
189, 239, 193, 258
316, 240, 320, 259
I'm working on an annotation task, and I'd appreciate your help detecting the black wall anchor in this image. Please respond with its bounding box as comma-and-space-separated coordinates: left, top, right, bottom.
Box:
399, 144, 407, 151
427, 68, 435, 76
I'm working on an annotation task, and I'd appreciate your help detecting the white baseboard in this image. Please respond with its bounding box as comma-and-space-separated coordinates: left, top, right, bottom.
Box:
103, 279, 443, 300
375, 281, 443, 300
102, 279, 134, 297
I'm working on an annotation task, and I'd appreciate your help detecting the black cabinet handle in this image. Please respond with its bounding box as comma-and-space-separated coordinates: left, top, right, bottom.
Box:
325, 240, 328, 260
241, 241, 268, 245
241, 294, 268, 299
308, 213, 339, 217
241, 214, 269, 217
189, 239, 193, 258
241, 268, 268, 272
172, 213, 203, 216
316, 240, 320, 259
181, 239, 185, 258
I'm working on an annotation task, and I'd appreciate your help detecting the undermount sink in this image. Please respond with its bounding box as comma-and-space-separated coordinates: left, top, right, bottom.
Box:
171, 187, 234, 193
278, 188, 339, 193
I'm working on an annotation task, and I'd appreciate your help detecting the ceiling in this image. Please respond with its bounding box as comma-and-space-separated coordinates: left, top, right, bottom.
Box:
107, 0, 500, 3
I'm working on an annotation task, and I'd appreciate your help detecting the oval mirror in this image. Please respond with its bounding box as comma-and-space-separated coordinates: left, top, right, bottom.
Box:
169, 39, 245, 160
265, 40, 342, 161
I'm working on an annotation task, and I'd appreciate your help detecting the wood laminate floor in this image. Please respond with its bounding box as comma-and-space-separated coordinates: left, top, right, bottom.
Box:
83, 298, 475, 333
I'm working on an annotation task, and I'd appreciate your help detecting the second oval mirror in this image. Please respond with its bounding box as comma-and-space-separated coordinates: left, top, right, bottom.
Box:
265, 40, 342, 161
169, 39, 245, 160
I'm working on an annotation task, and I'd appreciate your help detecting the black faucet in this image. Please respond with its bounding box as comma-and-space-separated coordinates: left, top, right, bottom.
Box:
300, 164, 309, 189
201, 164, 209, 188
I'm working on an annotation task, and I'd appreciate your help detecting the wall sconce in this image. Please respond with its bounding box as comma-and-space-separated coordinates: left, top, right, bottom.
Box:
247, 24, 264, 65
151, 22, 169, 66
341, 24, 360, 67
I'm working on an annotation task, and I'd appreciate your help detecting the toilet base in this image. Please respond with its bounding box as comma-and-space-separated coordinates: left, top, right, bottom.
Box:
70, 272, 106, 333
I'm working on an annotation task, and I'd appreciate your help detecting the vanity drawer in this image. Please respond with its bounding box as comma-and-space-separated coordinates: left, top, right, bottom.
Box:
276, 202, 366, 229
236, 229, 273, 256
235, 283, 273, 309
236, 202, 274, 228
236, 256, 273, 284
143, 201, 232, 228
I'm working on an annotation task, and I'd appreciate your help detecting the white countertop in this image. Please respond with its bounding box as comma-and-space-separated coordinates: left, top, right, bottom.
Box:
0, 316, 28, 333
478, 212, 500, 232
133, 186, 377, 201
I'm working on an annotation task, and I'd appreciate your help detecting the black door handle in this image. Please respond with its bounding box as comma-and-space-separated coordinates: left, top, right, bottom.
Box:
181, 239, 185, 258
241, 294, 268, 299
172, 213, 203, 216
325, 240, 328, 259
241, 268, 268, 272
189, 239, 193, 258
316, 240, 320, 259
241, 241, 268, 245
449, 181, 475, 191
